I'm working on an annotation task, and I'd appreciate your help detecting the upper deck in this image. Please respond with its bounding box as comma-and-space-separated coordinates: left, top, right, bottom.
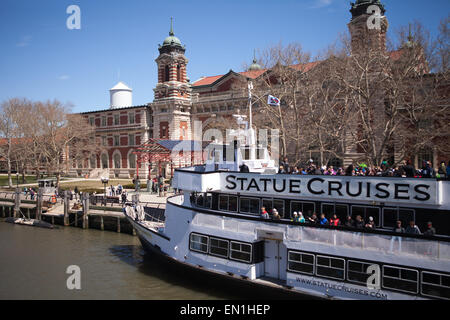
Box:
173, 166, 450, 210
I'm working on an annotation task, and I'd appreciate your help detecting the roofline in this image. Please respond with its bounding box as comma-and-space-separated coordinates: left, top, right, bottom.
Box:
78, 104, 150, 115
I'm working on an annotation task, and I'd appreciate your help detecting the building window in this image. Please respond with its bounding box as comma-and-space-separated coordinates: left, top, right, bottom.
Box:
129, 134, 135, 146
114, 114, 120, 125
190, 233, 208, 253
128, 153, 136, 169
230, 241, 252, 263
160, 108, 168, 113
114, 136, 120, 146
177, 65, 181, 82
101, 116, 106, 127
288, 251, 315, 275
165, 65, 170, 82
89, 155, 97, 169
209, 237, 229, 259
113, 153, 121, 169
382, 266, 418, 294
129, 112, 135, 124
421, 271, 450, 299
316, 255, 345, 280
101, 154, 108, 168
89, 117, 94, 126
417, 147, 433, 168
102, 136, 107, 146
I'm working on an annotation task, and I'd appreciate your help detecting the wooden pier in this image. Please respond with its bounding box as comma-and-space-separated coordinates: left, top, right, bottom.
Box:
0, 190, 166, 236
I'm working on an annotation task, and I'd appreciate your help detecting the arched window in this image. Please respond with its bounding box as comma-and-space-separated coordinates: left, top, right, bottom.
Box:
114, 153, 121, 169
90, 154, 97, 169
177, 65, 181, 82
101, 154, 108, 169
129, 153, 136, 169
165, 65, 170, 82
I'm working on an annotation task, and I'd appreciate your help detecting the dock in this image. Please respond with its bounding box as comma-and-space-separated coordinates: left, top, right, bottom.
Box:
0, 190, 168, 235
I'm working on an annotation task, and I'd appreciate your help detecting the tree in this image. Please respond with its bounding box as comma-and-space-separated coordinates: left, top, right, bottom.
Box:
0, 98, 31, 188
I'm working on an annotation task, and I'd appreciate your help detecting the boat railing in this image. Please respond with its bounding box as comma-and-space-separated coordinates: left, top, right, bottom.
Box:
286, 225, 450, 261
183, 205, 450, 262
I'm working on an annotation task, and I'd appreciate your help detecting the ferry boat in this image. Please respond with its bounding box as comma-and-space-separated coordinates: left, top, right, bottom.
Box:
124, 91, 450, 301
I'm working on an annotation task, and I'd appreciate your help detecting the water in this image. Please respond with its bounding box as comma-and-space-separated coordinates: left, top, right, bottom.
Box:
0, 221, 243, 300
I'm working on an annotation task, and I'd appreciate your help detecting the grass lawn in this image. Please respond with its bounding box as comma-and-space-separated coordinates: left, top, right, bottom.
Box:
58, 179, 139, 193
0, 175, 39, 186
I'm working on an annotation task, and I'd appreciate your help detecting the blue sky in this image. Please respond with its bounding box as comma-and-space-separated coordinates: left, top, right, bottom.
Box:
1, 0, 449, 113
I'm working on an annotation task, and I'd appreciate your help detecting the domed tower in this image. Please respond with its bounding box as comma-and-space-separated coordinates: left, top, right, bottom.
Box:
110, 81, 132, 108
152, 18, 192, 141
248, 50, 262, 71
348, 0, 388, 54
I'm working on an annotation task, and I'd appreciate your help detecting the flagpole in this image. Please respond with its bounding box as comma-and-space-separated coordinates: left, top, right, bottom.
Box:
248, 81, 255, 161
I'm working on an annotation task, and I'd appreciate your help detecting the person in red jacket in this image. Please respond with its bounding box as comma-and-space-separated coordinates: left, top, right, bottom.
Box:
329, 214, 341, 226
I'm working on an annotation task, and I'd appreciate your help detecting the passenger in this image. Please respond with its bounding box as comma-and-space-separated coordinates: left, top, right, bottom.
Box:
344, 215, 355, 228
329, 214, 341, 226
272, 209, 281, 220
298, 212, 305, 223
292, 212, 298, 222
355, 215, 365, 229
393, 220, 405, 233
260, 207, 269, 220
239, 163, 250, 173
319, 213, 328, 225
437, 161, 446, 179
308, 213, 318, 224
423, 221, 436, 236
405, 220, 421, 235
365, 216, 376, 229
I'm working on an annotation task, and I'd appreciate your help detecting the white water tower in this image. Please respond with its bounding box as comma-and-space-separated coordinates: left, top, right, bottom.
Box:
110, 81, 133, 108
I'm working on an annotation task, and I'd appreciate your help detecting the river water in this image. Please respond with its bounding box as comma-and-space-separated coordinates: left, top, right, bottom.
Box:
0, 221, 247, 300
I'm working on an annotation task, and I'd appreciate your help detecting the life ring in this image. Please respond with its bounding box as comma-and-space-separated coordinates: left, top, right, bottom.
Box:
51, 195, 57, 204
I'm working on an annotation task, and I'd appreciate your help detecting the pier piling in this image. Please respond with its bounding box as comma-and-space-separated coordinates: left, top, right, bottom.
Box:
63, 191, 70, 226
82, 193, 89, 229
14, 188, 21, 218
36, 189, 43, 220
117, 217, 121, 233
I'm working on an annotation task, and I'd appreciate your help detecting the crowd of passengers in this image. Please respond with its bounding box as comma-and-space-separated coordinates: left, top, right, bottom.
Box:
273, 158, 450, 179
260, 206, 437, 237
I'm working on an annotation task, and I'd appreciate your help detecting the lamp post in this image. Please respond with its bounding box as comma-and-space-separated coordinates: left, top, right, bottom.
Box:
101, 177, 109, 198
16, 172, 19, 189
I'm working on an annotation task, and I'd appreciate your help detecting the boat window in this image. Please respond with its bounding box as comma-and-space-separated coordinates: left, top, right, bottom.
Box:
382, 208, 415, 229
230, 241, 252, 263
421, 271, 450, 300
190, 233, 208, 253
382, 265, 418, 294
290, 201, 315, 219
209, 237, 229, 259
315, 255, 345, 280
287, 251, 315, 275
347, 260, 377, 285
321, 203, 349, 220
257, 148, 265, 159
351, 206, 381, 227
240, 197, 260, 215
218, 194, 238, 212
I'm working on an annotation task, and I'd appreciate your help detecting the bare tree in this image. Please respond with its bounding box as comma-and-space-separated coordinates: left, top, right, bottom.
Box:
0, 98, 31, 187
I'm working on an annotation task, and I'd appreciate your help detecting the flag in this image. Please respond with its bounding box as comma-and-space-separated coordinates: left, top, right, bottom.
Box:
267, 95, 280, 106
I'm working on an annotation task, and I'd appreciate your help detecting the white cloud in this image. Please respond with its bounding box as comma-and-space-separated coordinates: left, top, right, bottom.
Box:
310, 0, 333, 9
58, 75, 70, 80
